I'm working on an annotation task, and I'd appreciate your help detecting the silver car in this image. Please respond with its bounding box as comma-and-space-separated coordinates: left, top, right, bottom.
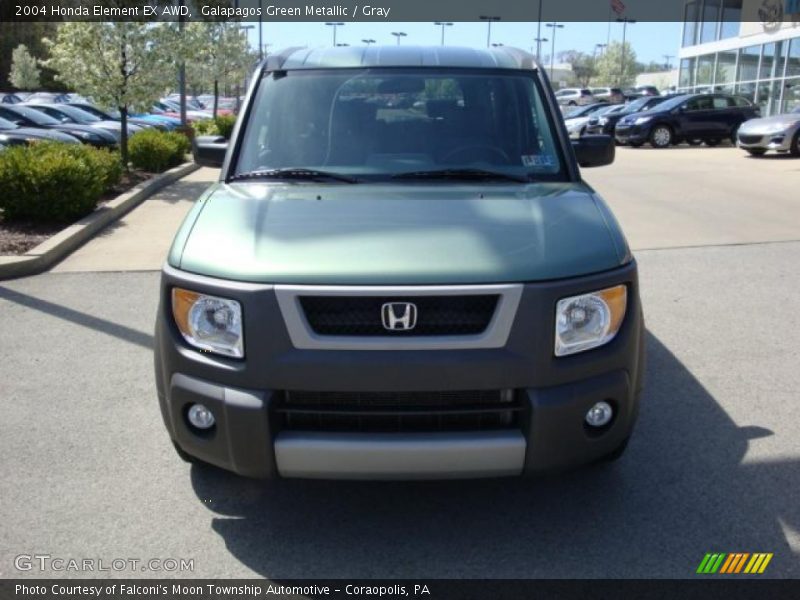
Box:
737, 106, 800, 157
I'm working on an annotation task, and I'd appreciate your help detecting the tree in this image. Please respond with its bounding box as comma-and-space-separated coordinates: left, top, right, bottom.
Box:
9, 45, 41, 90
592, 41, 638, 87
184, 22, 251, 117
0, 21, 62, 90
43, 20, 174, 168
557, 50, 597, 87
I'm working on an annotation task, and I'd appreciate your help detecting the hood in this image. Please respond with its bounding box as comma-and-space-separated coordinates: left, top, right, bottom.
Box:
3, 127, 80, 143
739, 114, 800, 132
171, 182, 630, 285
564, 116, 591, 130
51, 123, 117, 141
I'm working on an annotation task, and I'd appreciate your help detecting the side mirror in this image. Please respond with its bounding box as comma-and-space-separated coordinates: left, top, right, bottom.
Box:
571, 134, 615, 168
192, 135, 228, 168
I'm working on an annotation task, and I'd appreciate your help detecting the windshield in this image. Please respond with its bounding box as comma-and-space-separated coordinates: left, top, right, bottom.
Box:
57, 105, 102, 122
2, 105, 61, 126
649, 94, 691, 112
235, 68, 566, 181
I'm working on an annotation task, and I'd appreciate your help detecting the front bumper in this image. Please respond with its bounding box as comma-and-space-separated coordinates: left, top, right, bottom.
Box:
615, 124, 649, 145
155, 262, 645, 479
737, 132, 792, 152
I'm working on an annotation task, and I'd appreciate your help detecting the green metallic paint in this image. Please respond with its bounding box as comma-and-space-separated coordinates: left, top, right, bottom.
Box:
170, 181, 630, 285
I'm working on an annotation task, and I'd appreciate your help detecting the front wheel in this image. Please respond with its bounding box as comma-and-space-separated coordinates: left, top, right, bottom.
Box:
790, 130, 800, 157
746, 148, 767, 156
649, 124, 673, 148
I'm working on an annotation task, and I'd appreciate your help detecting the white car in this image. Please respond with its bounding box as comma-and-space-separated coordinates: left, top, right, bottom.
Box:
555, 88, 596, 107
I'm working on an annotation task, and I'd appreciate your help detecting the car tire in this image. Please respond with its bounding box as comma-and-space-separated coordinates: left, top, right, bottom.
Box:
746, 148, 767, 156
705, 138, 721, 147
649, 124, 672, 148
790, 130, 800, 157
568, 101, 577, 106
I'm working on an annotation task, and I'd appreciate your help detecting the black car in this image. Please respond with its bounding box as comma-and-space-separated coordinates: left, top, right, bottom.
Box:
0, 115, 81, 145
614, 93, 760, 148
24, 103, 141, 140
0, 105, 118, 148
585, 96, 670, 137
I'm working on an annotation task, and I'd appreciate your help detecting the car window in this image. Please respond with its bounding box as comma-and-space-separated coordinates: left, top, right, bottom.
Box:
712, 96, 733, 109
236, 68, 566, 180
37, 107, 73, 122
686, 96, 713, 111
732, 96, 752, 107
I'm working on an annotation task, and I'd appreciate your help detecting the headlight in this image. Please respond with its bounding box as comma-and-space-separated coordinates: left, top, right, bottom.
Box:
634, 116, 652, 125
172, 288, 244, 358
555, 285, 627, 357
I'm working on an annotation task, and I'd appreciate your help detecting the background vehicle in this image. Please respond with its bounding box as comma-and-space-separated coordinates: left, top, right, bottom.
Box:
592, 87, 625, 104
0, 115, 81, 145
586, 96, 670, 138
162, 46, 641, 481
564, 103, 613, 139
555, 88, 596, 107
24, 103, 143, 140
1, 92, 22, 104
0, 104, 118, 147
737, 106, 800, 157
623, 86, 660, 100
23, 92, 71, 104
151, 100, 208, 122
614, 93, 759, 148
562, 102, 610, 120
65, 102, 164, 131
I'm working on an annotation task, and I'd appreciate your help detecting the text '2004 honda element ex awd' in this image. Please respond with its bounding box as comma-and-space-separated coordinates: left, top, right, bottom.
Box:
155, 46, 645, 480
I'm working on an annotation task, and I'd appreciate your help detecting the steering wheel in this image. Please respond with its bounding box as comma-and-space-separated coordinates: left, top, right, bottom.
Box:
441, 144, 511, 165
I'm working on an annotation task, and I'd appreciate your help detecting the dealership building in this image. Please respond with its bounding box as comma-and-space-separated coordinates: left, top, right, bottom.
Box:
677, 0, 800, 114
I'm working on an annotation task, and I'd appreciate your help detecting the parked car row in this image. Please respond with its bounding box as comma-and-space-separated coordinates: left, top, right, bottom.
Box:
556, 85, 663, 108
563, 90, 799, 157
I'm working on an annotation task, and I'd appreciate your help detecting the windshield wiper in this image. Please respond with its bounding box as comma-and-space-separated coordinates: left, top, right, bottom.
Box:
391, 168, 531, 183
229, 168, 359, 183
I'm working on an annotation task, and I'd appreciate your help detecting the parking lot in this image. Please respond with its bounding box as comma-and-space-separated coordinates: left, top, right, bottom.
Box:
1, 146, 798, 579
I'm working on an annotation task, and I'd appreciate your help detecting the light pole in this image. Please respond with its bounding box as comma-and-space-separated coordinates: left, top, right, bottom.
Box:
326, 22, 345, 47
434, 22, 453, 46
663, 54, 674, 70
616, 17, 636, 86
534, 37, 548, 63
479, 15, 500, 48
546, 22, 564, 81
594, 43, 607, 58
492, 43, 504, 47
391, 31, 407, 45
239, 24, 255, 110
258, 0, 264, 61
361, 38, 376, 46
336, 43, 350, 47
536, 0, 544, 61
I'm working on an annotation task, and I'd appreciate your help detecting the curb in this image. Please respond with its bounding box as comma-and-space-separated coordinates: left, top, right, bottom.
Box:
0, 161, 201, 281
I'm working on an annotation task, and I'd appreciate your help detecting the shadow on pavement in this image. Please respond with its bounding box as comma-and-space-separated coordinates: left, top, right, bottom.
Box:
189, 332, 799, 578
0, 285, 154, 350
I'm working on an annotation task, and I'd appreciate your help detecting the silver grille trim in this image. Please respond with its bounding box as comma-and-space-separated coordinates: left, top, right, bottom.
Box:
275, 284, 523, 350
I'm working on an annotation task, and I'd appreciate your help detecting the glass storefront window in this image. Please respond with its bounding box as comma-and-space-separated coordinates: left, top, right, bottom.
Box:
736, 81, 756, 102
755, 81, 777, 115
679, 57, 696, 89
700, 0, 721, 44
715, 50, 737, 86
719, 0, 741, 40
782, 79, 800, 112
760, 43, 776, 80
697, 54, 715, 86
738, 45, 760, 82
787, 39, 800, 79
683, 1, 700, 47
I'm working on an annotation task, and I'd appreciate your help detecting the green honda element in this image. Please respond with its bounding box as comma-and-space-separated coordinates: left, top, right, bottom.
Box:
155, 46, 645, 479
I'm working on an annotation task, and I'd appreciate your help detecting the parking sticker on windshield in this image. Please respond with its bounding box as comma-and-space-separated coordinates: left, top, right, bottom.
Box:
522, 154, 555, 167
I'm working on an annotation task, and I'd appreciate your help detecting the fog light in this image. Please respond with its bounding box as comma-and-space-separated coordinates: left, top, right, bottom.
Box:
585, 401, 613, 428
187, 403, 215, 430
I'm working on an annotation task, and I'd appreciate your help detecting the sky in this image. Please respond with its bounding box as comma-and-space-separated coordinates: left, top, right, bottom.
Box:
245, 21, 684, 68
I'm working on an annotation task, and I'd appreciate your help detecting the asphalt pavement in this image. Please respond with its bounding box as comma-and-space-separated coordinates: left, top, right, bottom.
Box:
1, 146, 799, 578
